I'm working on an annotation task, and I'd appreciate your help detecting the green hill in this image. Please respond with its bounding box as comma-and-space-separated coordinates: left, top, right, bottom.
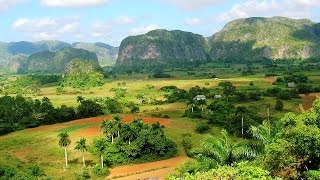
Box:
72, 42, 118, 66
18, 47, 99, 74
116, 29, 210, 71
210, 16, 320, 62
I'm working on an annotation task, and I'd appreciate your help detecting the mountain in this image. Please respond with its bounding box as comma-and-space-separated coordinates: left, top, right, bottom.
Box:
210, 16, 320, 62
116, 29, 210, 69
72, 42, 118, 66
17, 47, 99, 74
0, 41, 118, 71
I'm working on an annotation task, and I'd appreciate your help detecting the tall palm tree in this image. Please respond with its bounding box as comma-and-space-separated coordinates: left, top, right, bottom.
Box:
75, 137, 88, 168
187, 99, 196, 112
113, 115, 122, 137
93, 138, 107, 168
193, 130, 256, 166
58, 131, 71, 170
236, 106, 247, 136
121, 124, 136, 144
151, 122, 164, 136
100, 120, 117, 143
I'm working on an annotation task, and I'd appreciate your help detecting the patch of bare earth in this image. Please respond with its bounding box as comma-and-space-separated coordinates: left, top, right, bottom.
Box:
299, 93, 320, 111
265, 77, 276, 84
76, 115, 171, 136
106, 156, 188, 180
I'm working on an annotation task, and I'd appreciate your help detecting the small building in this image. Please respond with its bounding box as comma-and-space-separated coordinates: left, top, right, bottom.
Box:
287, 82, 296, 88
193, 95, 206, 101
214, 95, 222, 99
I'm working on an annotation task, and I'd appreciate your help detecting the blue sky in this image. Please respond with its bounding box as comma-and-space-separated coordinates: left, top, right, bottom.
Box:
1, 0, 320, 46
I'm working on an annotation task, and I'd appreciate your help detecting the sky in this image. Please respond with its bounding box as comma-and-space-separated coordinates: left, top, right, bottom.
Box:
1, 0, 320, 46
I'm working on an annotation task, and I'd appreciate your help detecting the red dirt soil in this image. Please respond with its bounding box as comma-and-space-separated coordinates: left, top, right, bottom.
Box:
27, 115, 171, 134
299, 93, 320, 111
73, 115, 171, 137
265, 77, 277, 84
107, 156, 188, 180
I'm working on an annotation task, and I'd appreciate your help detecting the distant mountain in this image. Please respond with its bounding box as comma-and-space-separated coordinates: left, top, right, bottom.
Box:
72, 42, 118, 66
0, 41, 118, 72
210, 16, 320, 62
116, 17, 320, 71
16, 47, 99, 74
116, 29, 210, 70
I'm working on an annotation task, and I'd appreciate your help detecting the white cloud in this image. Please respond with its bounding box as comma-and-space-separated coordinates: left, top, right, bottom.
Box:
185, 18, 202, 26
113, 16, 135, 25
129, 24, 160, 35
40, 0, 111, 8
216, 0, 319, 22
0, 0, 29, 11
159, 0, 223, 10
12, 17, 80, 40
91, 22, 113, 37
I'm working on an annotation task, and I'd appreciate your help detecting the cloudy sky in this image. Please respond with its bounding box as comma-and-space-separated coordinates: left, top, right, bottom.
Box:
1, 0, 320, 46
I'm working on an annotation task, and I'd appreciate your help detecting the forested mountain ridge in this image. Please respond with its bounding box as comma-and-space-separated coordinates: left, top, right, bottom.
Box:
0, 41, 118, 71
117, 16, 320, 70
17, 47, 99, 74
210, 16, 320, 62
116, 29, 210, 70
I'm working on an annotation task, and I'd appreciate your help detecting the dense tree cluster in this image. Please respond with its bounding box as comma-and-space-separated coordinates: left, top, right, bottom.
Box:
97, 117, 177, 165
0, 96, 126, 135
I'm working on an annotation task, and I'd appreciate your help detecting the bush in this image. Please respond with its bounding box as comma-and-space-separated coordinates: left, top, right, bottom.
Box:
275, 99, 284, 111
303, 170, 320, 180
77, 169, 91, 180
182, 134, 192, 155
92, 165, 109, 177
195, 122, 210, 134
153, 73, 173, 78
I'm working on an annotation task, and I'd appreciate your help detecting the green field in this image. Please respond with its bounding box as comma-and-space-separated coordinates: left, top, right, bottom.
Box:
0, 65, 320, 179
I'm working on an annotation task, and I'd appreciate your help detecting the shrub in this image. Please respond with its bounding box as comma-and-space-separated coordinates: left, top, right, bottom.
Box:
275, 99, 284, 111
303, 170, 320, 180
182, 134, 192, 155
195, 122, 210, 134
92, 165, 109, 177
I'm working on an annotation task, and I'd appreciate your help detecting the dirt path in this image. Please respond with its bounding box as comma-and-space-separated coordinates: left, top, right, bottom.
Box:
106, 156, 188, 180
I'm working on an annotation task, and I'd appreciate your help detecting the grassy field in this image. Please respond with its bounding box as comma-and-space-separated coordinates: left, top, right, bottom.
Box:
1, 67, 319, 179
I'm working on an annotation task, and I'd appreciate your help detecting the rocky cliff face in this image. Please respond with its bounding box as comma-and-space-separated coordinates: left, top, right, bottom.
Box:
210, 17, 320, 62
19, 47, 99, 74
117, 29, 210, 66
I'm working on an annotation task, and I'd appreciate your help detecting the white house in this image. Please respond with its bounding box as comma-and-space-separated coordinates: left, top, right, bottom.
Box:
193, 95, 206, 101
214, 95, 222, 99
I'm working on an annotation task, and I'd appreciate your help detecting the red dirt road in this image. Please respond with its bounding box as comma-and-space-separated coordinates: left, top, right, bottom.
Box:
106, 156, 188, 180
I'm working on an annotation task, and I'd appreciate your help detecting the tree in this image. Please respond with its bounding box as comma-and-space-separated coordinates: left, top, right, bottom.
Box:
192, 130, 256, 166
75, 137, 88, 168
121, 124, 136, 144
236, 106, 247, 136
275, 99, 284, 111
58, 131, 71, 170
187, 99, 197, 112
100, 120, 116, 143
92, 138, 108, 168
219, 81, 236, 97
113, 115, 122, 137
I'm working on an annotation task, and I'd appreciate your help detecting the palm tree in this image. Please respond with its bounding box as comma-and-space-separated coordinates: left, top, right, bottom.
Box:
151, 122, 164, 136
250, 121, 276, 148
197, 99, 207, 112
236, 106, 247, 136
58, 131, 71, 170
187, 99, 197, 112
193, 130, 256, 166
93, 138, 107, 168
113, 115, 122, 137
75, 137, 88, 168
121, 124, 136, 144
100, 120, 117, 143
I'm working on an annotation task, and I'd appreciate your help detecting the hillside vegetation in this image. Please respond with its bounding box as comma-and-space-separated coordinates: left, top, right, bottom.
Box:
17, 48, 99, 74
117, 17, 320, 71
